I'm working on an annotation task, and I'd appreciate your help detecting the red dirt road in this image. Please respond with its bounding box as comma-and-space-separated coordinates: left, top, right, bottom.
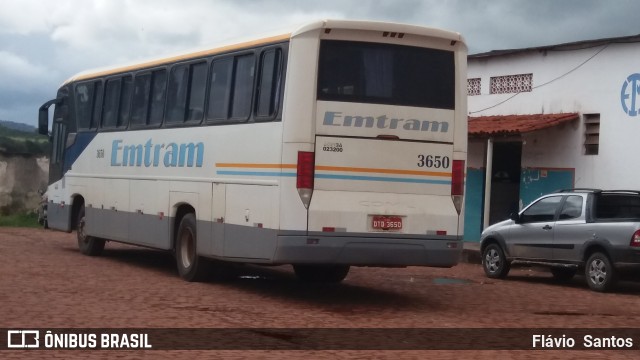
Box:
1, 227, 639, 359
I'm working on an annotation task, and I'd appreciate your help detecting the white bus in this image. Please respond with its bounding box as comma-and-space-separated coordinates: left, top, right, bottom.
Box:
38, 20, 467, 282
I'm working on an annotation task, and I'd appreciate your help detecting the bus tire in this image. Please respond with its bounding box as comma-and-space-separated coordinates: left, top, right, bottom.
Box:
293, 264, 350, 283
77, 205, 105, 256
175, 213, 209, 282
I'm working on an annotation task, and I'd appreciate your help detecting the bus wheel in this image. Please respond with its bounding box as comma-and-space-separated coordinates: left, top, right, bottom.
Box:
175, 213, 209, 281
77, 205, 105, 256
293, 264, 350, 283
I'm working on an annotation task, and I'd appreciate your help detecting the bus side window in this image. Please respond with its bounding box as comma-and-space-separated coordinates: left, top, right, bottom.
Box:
186, 62, 207, 123
230, 54, 255, 120
91, 81, 103, 130
76, 81, 102, 131
117, 76, 133, 128
166, 62, 206, 125
149, 69, 167, 126
166, 64, 189, 124
207, 58, 232, 122
75, 82, 94, 130
255, 48, 282, 119
131, 73, 151, 126
102, 78, 121, 128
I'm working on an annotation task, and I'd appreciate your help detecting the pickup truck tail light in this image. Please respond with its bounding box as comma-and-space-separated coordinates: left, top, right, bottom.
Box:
631, 230, 640, 247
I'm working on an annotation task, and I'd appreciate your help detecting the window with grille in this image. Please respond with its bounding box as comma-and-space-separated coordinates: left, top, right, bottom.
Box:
490, 73, 532, 94
467, 78, 481, 96
584, 113, 600, 155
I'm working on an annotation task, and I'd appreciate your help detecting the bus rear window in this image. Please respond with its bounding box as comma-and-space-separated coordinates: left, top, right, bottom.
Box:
317, 40, 454, 109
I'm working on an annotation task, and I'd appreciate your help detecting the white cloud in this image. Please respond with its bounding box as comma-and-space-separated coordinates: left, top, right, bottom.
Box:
0, 0, 58, 35
0, 51, 45, 76
0, 51, 52, 89
36, 0, 342, 71
0, 0, 347, 124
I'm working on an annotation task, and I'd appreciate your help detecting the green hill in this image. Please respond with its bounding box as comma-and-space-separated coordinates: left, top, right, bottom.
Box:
0, 121, 48, 155
0, 120, 38, 134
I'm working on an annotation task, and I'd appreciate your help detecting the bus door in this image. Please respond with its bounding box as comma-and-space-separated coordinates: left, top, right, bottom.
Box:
39, 87, 71, 230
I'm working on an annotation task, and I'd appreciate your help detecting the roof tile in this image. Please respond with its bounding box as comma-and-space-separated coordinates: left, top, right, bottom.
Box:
468, 113, 579, 137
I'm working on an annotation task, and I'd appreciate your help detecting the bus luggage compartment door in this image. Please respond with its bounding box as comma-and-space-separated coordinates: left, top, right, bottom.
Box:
310, 136, 458, 235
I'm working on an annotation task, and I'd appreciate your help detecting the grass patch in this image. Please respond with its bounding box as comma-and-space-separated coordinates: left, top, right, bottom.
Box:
0, 212, 41, 228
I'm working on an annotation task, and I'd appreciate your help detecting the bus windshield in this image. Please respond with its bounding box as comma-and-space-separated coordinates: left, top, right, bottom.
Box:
317, 40, 455, 109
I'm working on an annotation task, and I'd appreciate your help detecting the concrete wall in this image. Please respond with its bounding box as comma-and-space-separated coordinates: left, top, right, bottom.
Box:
0, 153, 49, 214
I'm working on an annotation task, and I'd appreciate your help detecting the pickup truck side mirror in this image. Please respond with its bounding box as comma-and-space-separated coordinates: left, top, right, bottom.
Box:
509, 212, 520, 223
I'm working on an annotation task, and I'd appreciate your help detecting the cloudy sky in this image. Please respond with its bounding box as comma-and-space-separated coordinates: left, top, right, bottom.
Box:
1, 0, 639, 127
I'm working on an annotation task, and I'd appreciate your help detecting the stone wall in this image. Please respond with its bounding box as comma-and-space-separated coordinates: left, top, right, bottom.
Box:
0, 153, 49, 215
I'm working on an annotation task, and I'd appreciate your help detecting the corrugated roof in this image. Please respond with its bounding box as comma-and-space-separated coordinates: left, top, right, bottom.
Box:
468, 113, 579, 137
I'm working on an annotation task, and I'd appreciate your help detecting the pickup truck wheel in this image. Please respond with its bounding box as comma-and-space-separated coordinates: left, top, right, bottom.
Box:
585, 252, 617, 292
550, 267, 577, 281
482, 243, 510, 279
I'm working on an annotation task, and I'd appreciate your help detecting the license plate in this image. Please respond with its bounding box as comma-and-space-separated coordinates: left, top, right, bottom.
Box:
371, 216, 403, 231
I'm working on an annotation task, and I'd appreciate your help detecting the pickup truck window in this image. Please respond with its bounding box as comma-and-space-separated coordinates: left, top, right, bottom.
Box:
596, 194, 640, 219
558, 195, 583, 220
520, 196, 563, 223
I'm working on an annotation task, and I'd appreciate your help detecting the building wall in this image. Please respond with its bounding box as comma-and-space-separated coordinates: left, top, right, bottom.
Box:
468, 41, 640, 190
464, 40, 640, 239
463, 140, 485, 240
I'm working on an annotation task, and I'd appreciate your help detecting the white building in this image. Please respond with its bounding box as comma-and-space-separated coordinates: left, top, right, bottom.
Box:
464, 34, 640, 241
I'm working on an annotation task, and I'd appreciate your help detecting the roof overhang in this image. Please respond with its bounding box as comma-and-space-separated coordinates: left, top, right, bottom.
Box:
468, 113, 579, 138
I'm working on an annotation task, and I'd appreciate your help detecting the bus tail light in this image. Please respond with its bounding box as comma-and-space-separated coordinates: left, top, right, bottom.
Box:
296, 151, 315, 209
631, 230, 640, 247
451, 160, 465, 215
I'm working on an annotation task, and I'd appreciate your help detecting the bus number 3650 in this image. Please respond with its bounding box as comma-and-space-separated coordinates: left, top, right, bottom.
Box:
417, 155, 450, 169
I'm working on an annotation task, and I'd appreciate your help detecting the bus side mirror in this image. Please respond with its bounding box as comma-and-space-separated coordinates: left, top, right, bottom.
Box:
38, 98, 59, 135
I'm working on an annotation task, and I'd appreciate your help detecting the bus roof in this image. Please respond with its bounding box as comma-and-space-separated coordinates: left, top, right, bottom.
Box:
293, 19, 463, 43
63, 19, 464, 85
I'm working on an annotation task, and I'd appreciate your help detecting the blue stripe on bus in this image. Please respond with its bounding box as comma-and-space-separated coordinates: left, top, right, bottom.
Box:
216, 170, 450, 185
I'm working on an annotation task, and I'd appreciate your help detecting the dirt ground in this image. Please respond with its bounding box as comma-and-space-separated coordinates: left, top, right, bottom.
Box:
1, 227, 639, 359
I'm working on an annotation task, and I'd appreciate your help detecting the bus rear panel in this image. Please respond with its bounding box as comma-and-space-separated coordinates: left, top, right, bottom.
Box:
275, 22, 467, 267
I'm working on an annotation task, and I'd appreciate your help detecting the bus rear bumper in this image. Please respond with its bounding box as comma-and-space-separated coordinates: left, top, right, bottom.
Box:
273, 233, 462, 267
